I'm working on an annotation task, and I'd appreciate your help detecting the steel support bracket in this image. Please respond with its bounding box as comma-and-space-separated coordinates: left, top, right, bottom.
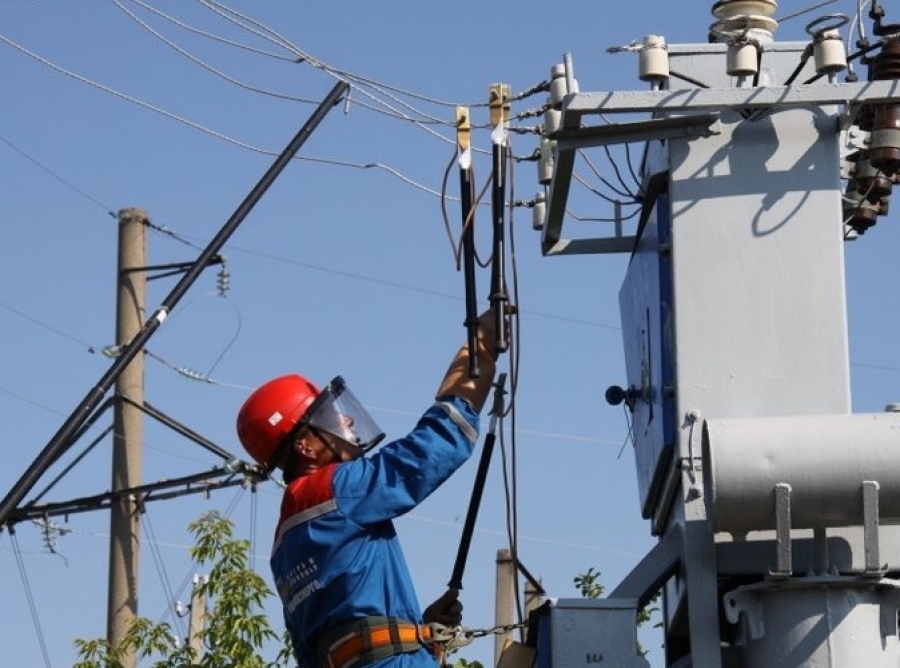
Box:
541, 113, 720, 257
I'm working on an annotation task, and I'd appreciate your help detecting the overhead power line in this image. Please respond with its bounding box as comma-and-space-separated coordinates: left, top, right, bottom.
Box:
0, 133, 116, 218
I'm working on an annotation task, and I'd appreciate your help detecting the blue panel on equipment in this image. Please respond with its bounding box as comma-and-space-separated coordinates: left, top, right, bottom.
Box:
619, 184, 675, 518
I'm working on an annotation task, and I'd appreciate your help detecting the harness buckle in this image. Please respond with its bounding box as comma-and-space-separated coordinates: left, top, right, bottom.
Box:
423, 623, 474, 649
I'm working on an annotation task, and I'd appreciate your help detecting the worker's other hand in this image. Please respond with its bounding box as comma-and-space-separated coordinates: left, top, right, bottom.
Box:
423, 587, 463, 627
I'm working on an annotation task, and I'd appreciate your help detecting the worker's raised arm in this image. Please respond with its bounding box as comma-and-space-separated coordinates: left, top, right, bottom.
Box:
435, 306, 509, 412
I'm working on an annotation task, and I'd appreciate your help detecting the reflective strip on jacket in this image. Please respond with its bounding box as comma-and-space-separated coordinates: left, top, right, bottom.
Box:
271, 396, 479, 668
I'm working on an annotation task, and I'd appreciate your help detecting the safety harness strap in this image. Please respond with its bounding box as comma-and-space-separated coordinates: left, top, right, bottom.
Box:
316, 616, 437, 668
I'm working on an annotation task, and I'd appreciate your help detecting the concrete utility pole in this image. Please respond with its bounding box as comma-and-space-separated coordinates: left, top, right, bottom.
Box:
494, 551, 543, 667
494, 548, 516, 667
107, 207, 147, 667
188, 574, 209, 663
524, 579, 542, 617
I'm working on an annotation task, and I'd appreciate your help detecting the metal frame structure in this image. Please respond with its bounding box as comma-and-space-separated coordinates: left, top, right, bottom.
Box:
533, 7, 900, 667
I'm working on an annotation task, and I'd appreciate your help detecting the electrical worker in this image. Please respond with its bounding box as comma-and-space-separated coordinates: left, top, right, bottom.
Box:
236, 306, 507, 668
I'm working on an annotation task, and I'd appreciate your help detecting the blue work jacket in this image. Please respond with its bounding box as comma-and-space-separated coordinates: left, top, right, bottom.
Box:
271, 397, 479, 668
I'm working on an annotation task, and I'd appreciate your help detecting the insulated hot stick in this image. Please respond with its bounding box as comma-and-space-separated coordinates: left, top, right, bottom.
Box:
488, 84, 511, 354
457, 106, 481, 378
0, 81, 350, 530
448, 373, 508, 590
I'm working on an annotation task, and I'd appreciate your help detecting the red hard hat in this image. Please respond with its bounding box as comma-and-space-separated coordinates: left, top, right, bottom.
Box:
236, 374, 320, 467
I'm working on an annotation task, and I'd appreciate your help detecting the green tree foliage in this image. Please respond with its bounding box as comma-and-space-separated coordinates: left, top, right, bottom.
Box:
74, 510, 292, 668
573, 567, 605, 600
450, 658, 483, 668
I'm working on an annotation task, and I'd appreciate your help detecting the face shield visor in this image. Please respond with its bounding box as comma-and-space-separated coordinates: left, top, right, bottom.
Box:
297, 376, 385, 453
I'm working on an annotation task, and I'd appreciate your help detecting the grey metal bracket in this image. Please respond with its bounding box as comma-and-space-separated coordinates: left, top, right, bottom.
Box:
541, 113, 720, 257
768, 483, 793, 580
610, 523, 683, 608
561, 79, 900, 119
862, 480, 887, 576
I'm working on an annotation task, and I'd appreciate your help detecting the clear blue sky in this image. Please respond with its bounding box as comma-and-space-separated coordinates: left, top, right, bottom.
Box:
2, 2, 898, 667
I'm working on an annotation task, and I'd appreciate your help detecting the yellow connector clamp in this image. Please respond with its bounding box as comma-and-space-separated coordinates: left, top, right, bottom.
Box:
456, 106, 471, 152
488, 83, 511, 129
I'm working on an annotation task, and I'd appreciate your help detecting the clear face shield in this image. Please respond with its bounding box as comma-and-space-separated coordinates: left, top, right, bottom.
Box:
299, 376, 385, 453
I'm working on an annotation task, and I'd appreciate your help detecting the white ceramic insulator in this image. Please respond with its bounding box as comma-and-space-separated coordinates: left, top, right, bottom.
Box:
712, 0, 777, 19
538, 139, 555, 185
543, 97, 561, 135
639, 34, 669, 82
532, 192, 547, 231
727, 41, 759, 75
710, 1, 779, 44
549, 64, 567, 106
563, 52, 579, 95
814, 30, 847, 74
